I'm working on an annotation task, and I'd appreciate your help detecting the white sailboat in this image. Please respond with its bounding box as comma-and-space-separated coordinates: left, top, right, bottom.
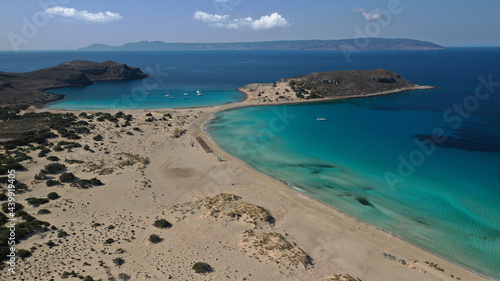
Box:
317, 108, 327, 121
197, 90, 203, 96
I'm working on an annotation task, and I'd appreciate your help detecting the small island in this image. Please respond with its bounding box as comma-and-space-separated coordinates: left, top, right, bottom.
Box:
239, 69, 435, 104
0, 60, 148, 106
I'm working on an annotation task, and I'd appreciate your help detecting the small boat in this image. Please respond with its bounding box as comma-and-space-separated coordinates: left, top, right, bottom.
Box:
165, 94, 170, 97
317, 108, 327, 121
169, 96, 174, 99
183, 92, 188, 96
184, 96, 190, 99
146, 92, 150, 95
197, 90, 203, 96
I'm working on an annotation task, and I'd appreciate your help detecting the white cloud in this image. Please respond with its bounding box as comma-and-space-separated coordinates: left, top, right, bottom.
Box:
251, 13, 289, 30
193, 11, 290, 30
193, 11, 230, 23
353, 8, 382, 21
45, 6, 123, 23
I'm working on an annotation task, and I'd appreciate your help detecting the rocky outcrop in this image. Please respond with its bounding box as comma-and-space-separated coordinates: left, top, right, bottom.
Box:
0, 60, 148, 106
282, 69, 423, 99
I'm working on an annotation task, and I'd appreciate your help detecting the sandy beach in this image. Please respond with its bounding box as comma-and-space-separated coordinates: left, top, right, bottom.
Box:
3, 87, 489, 281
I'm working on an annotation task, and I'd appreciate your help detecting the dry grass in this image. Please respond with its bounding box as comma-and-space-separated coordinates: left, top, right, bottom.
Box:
242, 230, 313, 269
170, 193, 274, 227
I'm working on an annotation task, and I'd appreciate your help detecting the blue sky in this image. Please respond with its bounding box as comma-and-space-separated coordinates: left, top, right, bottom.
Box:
1, 0, 499, 50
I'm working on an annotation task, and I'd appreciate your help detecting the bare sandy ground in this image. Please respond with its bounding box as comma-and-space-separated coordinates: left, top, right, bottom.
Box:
3, 88, 489, 281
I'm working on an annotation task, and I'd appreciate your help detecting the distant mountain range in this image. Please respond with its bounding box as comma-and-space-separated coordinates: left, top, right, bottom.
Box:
79, 38, 444, 51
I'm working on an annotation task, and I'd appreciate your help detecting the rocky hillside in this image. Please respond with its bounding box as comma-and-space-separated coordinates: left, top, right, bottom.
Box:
283, 69, 416, 99
0, 60, 148, 106
239, 69, 435, 104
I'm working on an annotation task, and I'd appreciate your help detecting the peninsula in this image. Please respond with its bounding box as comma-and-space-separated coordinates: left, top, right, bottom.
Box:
0, 60, 148, 106
239, 69, 436, 104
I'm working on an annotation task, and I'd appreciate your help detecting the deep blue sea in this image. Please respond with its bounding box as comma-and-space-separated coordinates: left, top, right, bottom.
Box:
1, 49, 499, 279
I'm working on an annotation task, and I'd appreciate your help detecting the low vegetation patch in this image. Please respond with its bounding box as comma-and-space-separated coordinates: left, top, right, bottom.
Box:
26, 197, 50, 207
113, 257, 125, 266
153, 219, 172, 229
46, 179, 60, 187
149, 234, 161, 243
47, 192, 60, 200
44, 163, 66, 174
46, 156, 60, 162
37, 209, 51, 215
59, 172, 75, 182
70, 178, 103, 189
242, 230, 313, 269
192, 262, 212, 274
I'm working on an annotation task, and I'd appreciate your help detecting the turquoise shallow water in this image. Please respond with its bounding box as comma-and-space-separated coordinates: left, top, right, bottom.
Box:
47, 84, 244, 110
208, 95, 500, 279
1, 49, 499, 278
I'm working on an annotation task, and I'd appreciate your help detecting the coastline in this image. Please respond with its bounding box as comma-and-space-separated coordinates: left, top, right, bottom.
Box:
202, 114, 490, 281
9, 85, 490, 280
200, 88, 490, 280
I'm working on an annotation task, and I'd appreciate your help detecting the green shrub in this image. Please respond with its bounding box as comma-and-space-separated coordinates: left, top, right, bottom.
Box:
26, 197, 50, 207
0, 212, 8, 225
37, 209, 51, 215
149, 234, 161, 243
34, 170, 47, 180
53, 145, 63, 152
153, 219, 172, 229
46, 240, 56, 247
192, 262, 212, 273
117, 273, 130, 281
46, 180, 60, 187
1, 202, 23, 213
17, 248, 32, 257
59, 172, 75, 183
16, 210, 35, 221
113, 257, 125, 266
105, 238, 115, 244
65, 159, 84, 164
17, 249, 31, 259
44, 163, 66, 174
0, 193, 7, 201
46, 156, 60, 162
38, 148, 51, 157
47, 192, 60, 200
71, 178, 103, 189
58, 230, 68, 237
93, 135, 103, 141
